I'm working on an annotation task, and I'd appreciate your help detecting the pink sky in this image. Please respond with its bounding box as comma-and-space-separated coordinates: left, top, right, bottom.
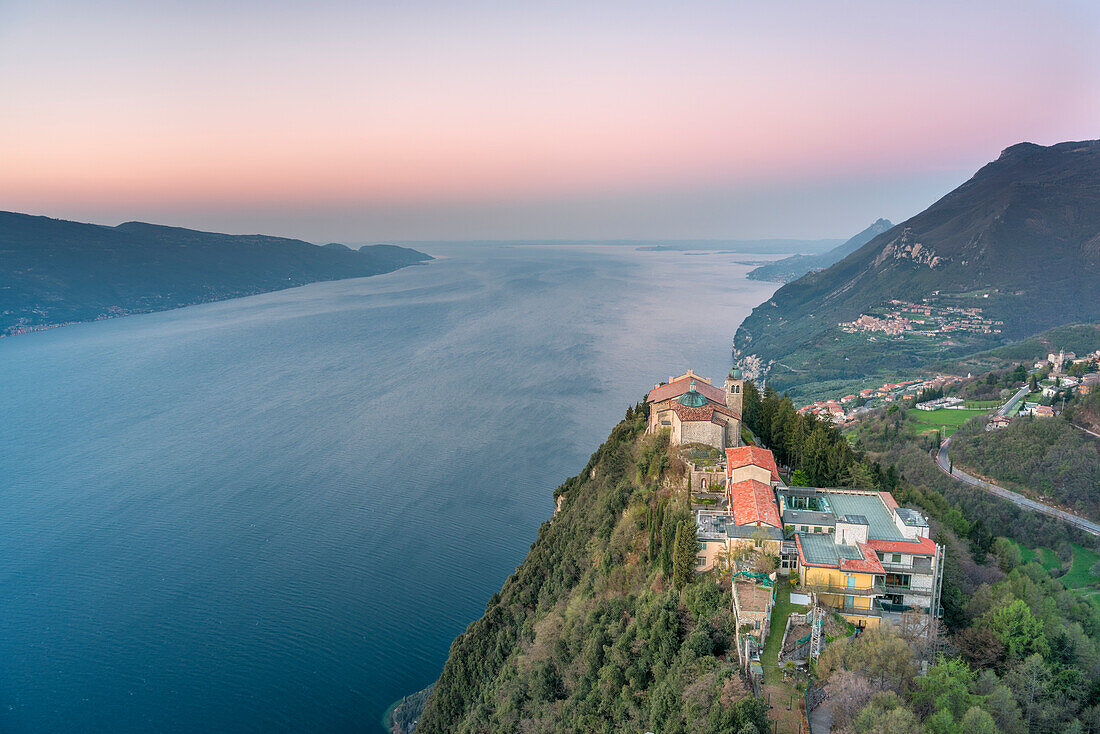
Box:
2, 1, 1098, 240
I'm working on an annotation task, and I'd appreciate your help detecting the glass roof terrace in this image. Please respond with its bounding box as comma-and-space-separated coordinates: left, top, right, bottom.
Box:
822, 491, 906, 541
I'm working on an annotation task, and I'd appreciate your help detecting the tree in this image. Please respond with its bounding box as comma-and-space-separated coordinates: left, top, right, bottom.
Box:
913, 658, 974, 721
844, 461, 877, 488
672, 519, 697, 590
827, 670, 876, 730
981, 599, 1047, 661
790, 469, 811, 486
853, 692, 922, 734
1005, 654, 1053, 733
959, 707, 998, 734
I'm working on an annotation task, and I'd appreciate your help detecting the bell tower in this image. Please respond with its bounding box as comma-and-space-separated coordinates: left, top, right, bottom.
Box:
725, 366, 744, 416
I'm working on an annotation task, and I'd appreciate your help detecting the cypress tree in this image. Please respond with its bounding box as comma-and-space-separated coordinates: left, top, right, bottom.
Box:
672, 519, 697, 590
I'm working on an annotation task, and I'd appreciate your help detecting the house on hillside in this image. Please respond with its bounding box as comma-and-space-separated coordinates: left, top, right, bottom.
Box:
779, 487, 943, 630
694, 446, 783, 572
646, 369, 744, 450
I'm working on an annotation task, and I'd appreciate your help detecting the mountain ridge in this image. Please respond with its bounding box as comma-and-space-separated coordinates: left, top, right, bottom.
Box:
733, 140, 1100, 390
0, 211, 433, 335
746, 218, 894, 283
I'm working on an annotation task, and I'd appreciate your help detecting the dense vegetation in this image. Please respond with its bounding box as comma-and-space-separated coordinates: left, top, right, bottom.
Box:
415, 411, 769, 733
950, 416, 1100, 522
734, 141, 1100, 391
741, 381, 901, 493
818, 560, 1100, 734
826, 386, 1100, 732
0, 211, 432, 334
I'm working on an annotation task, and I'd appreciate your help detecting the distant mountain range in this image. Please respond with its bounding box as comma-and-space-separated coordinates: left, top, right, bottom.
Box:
0, 212, 432, 335
746, 218, 893, 283
734, 140, 1100, 391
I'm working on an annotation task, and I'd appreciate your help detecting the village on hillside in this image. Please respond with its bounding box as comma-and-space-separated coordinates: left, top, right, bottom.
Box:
838, 298, 1003, 338
794, 347, 1100, 428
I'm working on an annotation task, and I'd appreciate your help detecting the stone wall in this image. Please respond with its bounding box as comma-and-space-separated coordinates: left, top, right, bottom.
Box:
680, 420, 724, 449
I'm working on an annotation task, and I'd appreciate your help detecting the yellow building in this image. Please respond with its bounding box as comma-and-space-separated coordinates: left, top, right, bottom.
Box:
784, 488, 943, 629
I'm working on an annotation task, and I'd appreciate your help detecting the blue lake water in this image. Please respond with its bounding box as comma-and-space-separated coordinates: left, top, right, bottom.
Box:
0, 243, 780, 732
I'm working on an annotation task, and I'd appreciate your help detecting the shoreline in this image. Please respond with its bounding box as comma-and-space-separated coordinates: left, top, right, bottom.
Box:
1, 261, 434, 340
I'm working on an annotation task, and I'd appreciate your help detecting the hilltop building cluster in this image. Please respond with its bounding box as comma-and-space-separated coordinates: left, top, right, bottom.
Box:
645, 376, 945, 648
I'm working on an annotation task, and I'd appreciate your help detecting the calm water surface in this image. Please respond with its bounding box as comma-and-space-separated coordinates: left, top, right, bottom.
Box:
0, 244, 780, 732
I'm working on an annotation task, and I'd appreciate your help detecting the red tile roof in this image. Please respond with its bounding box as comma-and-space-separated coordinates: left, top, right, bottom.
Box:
670, 402, 734, 424
647, 376, 728, 405
727, 479, 781, 527
867, 536, 936, 556
725, 446, 780, 482
839, 543, 886, 574
878, 492, 899, 510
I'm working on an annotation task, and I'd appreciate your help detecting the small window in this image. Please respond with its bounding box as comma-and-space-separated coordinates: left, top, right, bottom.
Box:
814, 527, 821, 533
827, 527, 834, 533
696, 556, 706, 566
800, 526, 808, 532
754, 538, 763, 548
892, 554, 902, 563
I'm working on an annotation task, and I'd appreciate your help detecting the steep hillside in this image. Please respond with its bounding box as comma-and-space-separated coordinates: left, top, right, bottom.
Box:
746, 218, 893, 283
734, 141, 1100, 391
412, 413, 768, 733
0, 212, 432, 335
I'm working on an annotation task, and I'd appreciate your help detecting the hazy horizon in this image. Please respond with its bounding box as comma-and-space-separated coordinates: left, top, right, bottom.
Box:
3, 1, 1098, 242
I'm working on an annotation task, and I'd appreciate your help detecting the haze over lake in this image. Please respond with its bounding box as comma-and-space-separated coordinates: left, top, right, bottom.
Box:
0, 243, 780, 732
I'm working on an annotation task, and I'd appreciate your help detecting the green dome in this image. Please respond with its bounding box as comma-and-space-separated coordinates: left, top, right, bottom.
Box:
678, 382, 708, 407
729, 366, 742, 379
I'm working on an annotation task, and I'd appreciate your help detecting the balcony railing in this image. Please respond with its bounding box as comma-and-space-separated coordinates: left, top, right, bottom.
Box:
800, 582, 883, 597
882, 583, 932, 595
823, 600, 882, 618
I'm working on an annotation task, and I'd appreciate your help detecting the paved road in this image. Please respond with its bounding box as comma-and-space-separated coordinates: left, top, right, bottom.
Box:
1072, 422, 1100, 439
997, 384, 1030, 417
936, 436, 1100, 537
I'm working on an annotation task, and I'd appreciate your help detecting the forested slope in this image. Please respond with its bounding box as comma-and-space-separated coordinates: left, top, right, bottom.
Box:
415, 412, 768, 733
0, 211, 432, 334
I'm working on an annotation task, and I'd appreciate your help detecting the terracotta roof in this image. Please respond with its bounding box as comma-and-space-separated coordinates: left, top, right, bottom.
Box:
839, 542, 886, 574
727, 479, 781, 527
867, 536, 936, 556
668, 401, 734, 424
878, 492, 899, 510
725, 446, 780, 482
647, 376, 727, 405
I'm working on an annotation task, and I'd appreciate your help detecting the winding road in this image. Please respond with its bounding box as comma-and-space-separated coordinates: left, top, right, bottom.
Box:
935, 435, 1100, 537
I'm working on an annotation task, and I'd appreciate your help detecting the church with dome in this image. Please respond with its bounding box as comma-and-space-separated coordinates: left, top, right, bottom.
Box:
645, 368, 744, 449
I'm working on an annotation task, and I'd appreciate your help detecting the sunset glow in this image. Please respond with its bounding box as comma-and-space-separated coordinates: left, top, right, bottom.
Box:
3, 0, 1099, 240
